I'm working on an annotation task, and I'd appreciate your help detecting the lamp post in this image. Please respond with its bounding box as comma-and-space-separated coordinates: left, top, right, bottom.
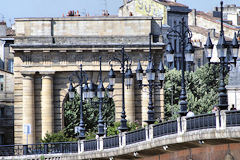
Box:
136, 33, 165, 125
68, 57, 114, 138
165, 18, 195, 116
204, 1, 239, 110
68, 64, 88, 140
108, 47, 133, 132
97, 56, 105, 136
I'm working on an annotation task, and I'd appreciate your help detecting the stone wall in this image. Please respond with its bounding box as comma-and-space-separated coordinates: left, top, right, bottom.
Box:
15, 17, 162, 40
12, 16, 165, 144
13, 45, 165, 144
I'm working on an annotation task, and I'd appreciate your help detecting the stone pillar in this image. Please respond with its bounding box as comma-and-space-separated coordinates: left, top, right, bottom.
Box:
41, 74, 54, 139
124, 81, 135, 122
226, 61, 240, 110
160, 88, 165, 120
141, 77, 149, 126
22, 75, 35, 144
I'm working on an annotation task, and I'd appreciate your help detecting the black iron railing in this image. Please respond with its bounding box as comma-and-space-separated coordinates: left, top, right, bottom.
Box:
186, 113, 216, 131
226, 110, 240, 127
103, 135, 119, 149
126, 128, 146, 145
153, 120, 177, 138
2, 112, 240, 157
0, 145, 23, 156
0, 142, 78, 156
83, 139, 97, 151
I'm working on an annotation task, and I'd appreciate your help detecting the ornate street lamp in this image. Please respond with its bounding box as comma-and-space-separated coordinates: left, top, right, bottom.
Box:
68, 57, 115, 138
165, 18, 194, 116
96, 56, 105, 136
136, 33, 165, 124
204, 1, 239, 110
68, 64, 88, 140
108, 47, 133, 132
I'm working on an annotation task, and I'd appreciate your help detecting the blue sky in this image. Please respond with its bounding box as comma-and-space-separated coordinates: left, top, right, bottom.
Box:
0, 0, 240, 26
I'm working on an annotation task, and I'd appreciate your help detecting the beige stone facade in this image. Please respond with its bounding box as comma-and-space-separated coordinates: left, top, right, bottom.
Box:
0, 69, 14, 145
12, 16, 165, 144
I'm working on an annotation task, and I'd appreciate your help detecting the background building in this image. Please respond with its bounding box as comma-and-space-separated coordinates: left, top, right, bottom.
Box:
119, 0, 192, 70
0, 21, 14, 145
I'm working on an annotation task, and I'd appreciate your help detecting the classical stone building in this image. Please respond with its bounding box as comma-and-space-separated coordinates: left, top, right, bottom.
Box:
12, 16, 166, 144
11, 0, 194, 144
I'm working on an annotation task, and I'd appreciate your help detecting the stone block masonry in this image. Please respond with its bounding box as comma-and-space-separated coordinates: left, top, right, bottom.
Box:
12, 16, 165, 144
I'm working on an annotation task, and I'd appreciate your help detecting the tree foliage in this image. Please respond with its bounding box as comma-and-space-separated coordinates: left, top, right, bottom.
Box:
64, 93, 115, 138
164, 64, 228, 120
41, 131, 77, 143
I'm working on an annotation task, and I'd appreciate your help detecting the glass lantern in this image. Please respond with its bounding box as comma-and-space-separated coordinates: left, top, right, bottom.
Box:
97, 81, 105, 99
108, 65, 116, 86
146, 61, 155, 81
204, 33, 214, 60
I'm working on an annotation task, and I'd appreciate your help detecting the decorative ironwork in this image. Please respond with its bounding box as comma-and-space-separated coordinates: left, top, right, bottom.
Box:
186, 113, 216, 131
83, 139, 97, 151
166, 17, 194, 117
0, 142, 78, 156
126, 128, 146, 145
153, 120, 177, 138
226, 110, 240, 127
103, 135, 119, 149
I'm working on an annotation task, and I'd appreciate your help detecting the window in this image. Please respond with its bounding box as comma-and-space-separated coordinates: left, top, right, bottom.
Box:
7, 59, 13, 73
198, 59, 201, 67
0, 75, 3, 91
0, 134, 4, 145
174, 39, 177, 52
0, 108, 4, 118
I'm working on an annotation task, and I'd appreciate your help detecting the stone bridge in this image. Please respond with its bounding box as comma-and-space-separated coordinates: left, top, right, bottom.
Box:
1, 110, 240, 160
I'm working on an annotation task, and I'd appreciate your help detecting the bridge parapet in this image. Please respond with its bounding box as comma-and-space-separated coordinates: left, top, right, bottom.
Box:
77, 110, 240, 159
1, 110, 240, 159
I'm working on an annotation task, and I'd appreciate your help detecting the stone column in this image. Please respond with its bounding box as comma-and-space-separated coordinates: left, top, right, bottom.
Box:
124, 81, 135, 122
141, 77, 149, 126
41, 74, 54, 139
160, 88, 165, 120
22, 74, 35, 144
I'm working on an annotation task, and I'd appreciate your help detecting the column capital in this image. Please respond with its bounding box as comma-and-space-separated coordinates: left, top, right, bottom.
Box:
39, 71, 55, 75
21, 71, 36, 76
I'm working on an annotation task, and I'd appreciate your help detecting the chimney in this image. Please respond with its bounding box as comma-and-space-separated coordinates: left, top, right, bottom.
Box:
192, 9, 197, 26
208, 29, 216, 38
123, 0, 127, 5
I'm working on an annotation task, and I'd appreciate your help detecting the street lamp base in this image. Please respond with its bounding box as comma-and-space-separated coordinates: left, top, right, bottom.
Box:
118, 119, 128, 132
145, 119, 155, 125
218, 104, 228, 110
178, 111, 188, 117
98, 123, 105, 137
77, 135, 85, 140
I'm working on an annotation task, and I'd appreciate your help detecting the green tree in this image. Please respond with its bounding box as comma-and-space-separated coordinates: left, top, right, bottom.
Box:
41, 131, 77, 143
64, 92, 115, 138
164, 64, 228, 120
